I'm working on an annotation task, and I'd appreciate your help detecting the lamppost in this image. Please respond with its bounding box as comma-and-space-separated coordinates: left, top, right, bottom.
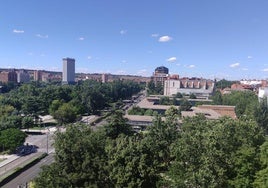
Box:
46, 128, 50, 154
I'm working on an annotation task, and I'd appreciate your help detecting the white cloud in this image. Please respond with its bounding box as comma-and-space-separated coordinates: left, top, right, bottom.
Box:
77, 67, 90, 73
188, 65, 195, 68
137, 69, 149, 76
176, 63, 181, 66
166, 57, 177, 63
262, 68, 268, 72
158, 35, 172, 42
120, 30, 127, 35
247, 56, 253, 59
151, 33, 159, 37
87, 56, 92, 60
121, 60, 127, 63
36, 34, 48, 38
50, 67, 60, 71
116, 70, 126, 75
241, 68, 248, 71
78, 37, 85, 41
13, 29, 24, 33
230, 62, 240, 68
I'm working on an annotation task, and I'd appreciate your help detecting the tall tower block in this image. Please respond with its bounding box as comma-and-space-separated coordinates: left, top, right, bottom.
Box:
62, 58, 75, 84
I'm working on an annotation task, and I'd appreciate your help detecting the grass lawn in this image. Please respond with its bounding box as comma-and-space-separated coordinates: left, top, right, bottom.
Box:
0, 158, 7, 163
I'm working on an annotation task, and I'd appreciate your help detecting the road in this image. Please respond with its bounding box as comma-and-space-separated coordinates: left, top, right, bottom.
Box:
2, 154, 54, 188
0, 129, 55, 187
0, 152, 43, 178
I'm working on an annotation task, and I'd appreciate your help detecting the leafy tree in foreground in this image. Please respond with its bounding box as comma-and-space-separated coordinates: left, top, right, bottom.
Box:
107, 135, 159, 187
167, 116, 265, 188
34, 125, 109, 188
104, 110, 133, 139
254, 139, 268, 188
254, 98, 268, 134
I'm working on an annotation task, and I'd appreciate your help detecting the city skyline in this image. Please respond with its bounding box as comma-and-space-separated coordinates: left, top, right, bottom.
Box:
1, 0, 268, 80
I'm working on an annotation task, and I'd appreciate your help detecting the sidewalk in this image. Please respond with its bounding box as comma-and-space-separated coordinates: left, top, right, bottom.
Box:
0, 155, 19, 168
0, 152, 44, 180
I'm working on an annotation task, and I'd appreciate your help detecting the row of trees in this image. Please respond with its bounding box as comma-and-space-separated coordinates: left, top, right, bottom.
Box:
0, 80, 142, 153
34, 109, 268, 187
212, 90, 268, 133
0, 80, 142, 127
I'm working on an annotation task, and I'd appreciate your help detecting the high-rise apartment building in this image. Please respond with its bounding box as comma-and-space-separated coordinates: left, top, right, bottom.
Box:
0, 70, 17, 83
62, 58, 75, 84
151, 66, 169, 85
17, 70, 30, 83
33, 70, 43, 81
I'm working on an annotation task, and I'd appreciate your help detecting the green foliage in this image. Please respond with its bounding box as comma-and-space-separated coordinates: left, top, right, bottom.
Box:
128, 106, 145, 115
147, 80, 163, 95
167, 116, 265, 188
179, 98, 192, 111
53, 103, 79, 125
128, 106, 158, 116
189, 93, 197, 99
174, 92, 183, 98
21, 116, 34, 129
107, 135, 159, 187
144, 109, 154, 116
0, 115, 23, 131
212, 90, 223, 105
0, 104, 15, 116
254, 139, 268, 188
49, 99, 63, 116
34, 114, 268, 188
35, 125, 110, 188
159, 96, 171, 105
104, 110, 133, 139
0, 81, 18, 93
1, 80, 142, 121
220, 90, 258, 118
216, 79, 237, 89
0, 128, 27, 153
145, 115, 178, 171
254, 98, 268, 134
165, 106, 180, 119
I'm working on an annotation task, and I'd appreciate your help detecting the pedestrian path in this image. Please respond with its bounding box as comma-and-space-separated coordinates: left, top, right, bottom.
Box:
0, 155, 19, 168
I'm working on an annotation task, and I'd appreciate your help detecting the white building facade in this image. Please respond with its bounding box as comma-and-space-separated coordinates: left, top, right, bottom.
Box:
164, 79, 215, 98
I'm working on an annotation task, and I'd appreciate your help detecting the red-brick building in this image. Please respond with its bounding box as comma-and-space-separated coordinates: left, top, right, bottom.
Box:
0, 70, 17, 83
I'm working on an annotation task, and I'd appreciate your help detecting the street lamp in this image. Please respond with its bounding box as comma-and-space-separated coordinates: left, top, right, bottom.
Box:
46, 127, 50, 154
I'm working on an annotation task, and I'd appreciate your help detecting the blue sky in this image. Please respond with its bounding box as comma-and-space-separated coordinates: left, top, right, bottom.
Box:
1, 0, 268, 80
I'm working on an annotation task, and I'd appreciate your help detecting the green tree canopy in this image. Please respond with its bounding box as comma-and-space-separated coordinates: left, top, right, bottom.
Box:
179, 98, 192, 111
0, 128, 27, 153
104, 110, 133, 139
53, 103, 79, 125
34, 125, 109, 188
167, 116, 265, 188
